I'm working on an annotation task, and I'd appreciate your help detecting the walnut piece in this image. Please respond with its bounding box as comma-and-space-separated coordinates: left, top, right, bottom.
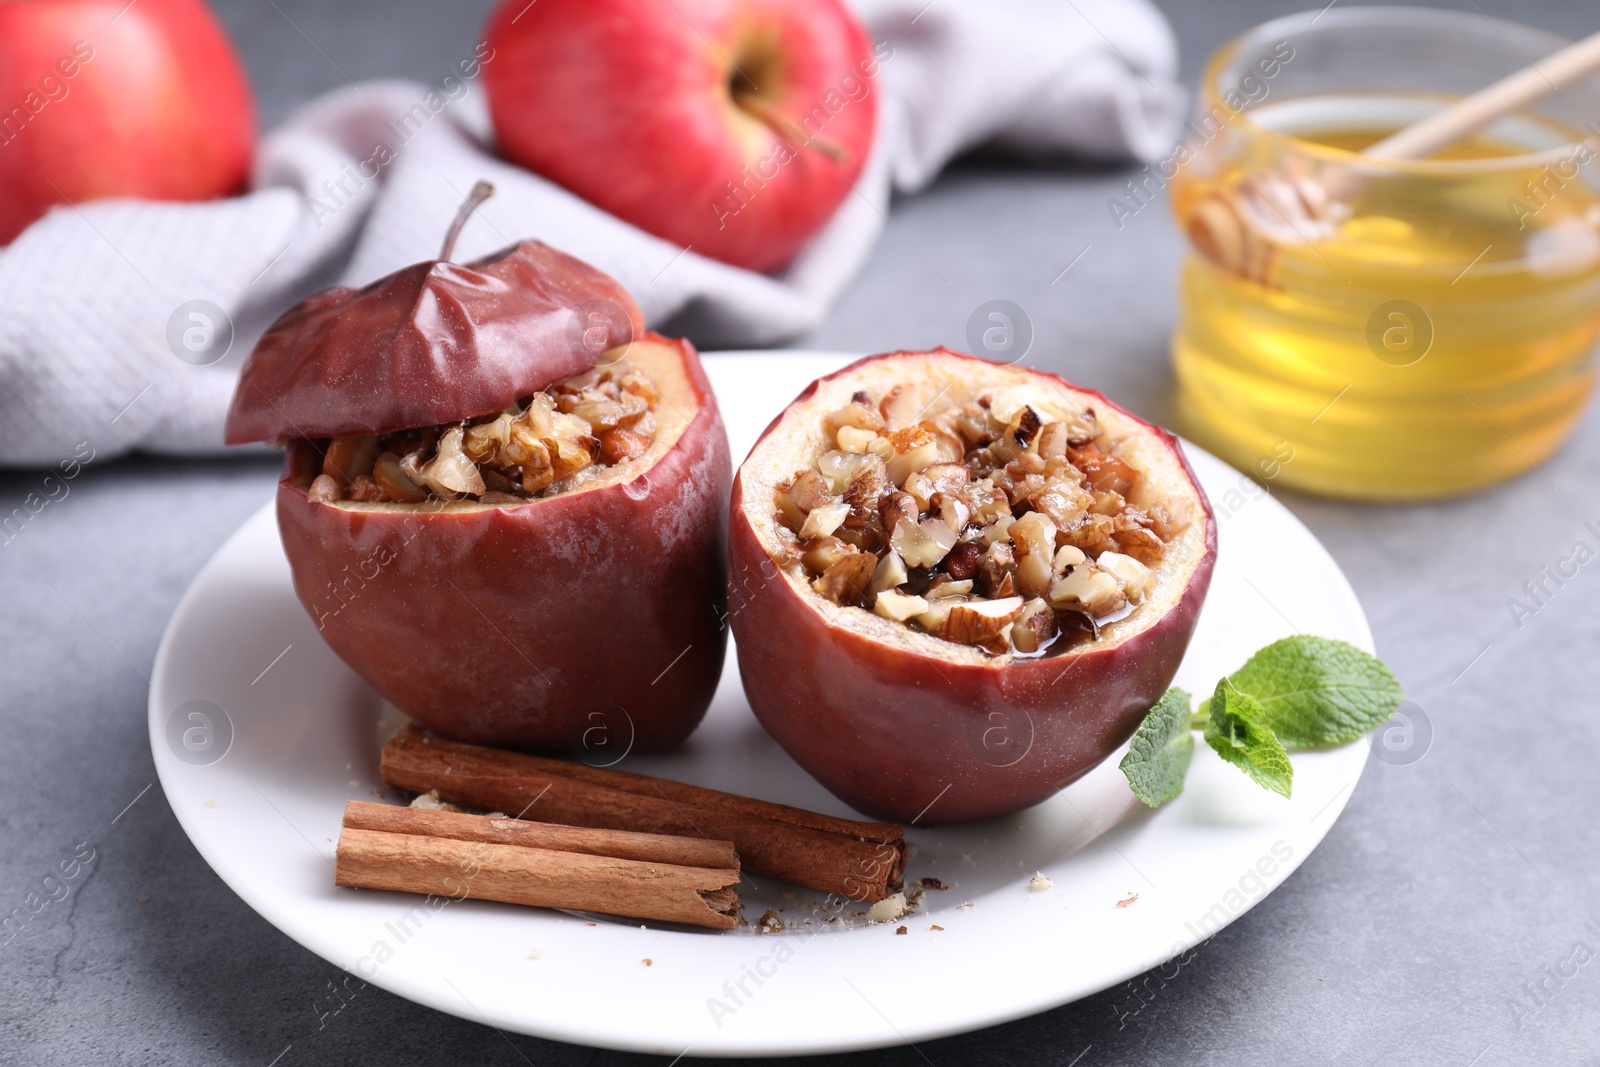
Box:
942, 597, 1024, 644
1011, 598, 1058, 654
812, 552, 876, 607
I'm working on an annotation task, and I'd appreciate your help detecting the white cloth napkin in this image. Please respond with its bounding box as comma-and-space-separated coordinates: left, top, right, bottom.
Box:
0, 0, 1181, 466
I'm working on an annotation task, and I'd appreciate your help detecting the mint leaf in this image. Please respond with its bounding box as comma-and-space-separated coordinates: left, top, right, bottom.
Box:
1119, 688, 1195, 807
1204, 678, 1293, 798
1215, 636, 1404, 749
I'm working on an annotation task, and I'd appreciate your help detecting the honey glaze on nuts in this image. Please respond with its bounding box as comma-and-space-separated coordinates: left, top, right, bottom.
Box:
295, 360, 660, 505
773, 386, 1193, 657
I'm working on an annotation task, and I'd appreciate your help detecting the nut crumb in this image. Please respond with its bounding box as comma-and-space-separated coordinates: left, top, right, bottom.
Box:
929, 924, 944, 931
896, 925, 907, 935
528, 949, 544, 960
1117, 893, 1139, 908
642, 958, 652, 967
956, 901, 974, 910
920, 877, 950, 890
1029, 872, 1053, 892
136, 896, 151, 904
866, 891, 909, 924
757, 909, 785, 935
408, 790, 461, 813
584, 921, 597, 927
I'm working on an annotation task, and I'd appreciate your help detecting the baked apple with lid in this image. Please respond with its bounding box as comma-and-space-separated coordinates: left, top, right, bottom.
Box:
728, 349, 1216, 822
226, 184, 730, 752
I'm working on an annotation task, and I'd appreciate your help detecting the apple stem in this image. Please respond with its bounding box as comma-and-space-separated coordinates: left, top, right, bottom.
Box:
737, 97, 848, 162
798, 133, 848, 163
439, 180, 496, 262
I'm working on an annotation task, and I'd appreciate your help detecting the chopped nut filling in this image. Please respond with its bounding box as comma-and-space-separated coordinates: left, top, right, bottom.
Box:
774, 388, 1190, 657
302, 361, 660, 504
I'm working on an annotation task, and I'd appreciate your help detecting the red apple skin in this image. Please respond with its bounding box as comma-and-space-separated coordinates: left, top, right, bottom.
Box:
226, 240, 644, 445
277, 337, 731, 754
0, 0, 255, 245
483, 0, 877, 273
727, 355, 1218, 823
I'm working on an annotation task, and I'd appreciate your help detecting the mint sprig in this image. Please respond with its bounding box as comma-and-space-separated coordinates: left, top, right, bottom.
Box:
1203, 679, 1293, 798
1201, 635, 1405, 748
1119, 688, 1194, 807
1122, 636, 1402, 807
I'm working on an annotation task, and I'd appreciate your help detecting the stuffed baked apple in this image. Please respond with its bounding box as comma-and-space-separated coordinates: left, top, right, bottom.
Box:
226, 185, 730, 752
728, 349, 1215, 822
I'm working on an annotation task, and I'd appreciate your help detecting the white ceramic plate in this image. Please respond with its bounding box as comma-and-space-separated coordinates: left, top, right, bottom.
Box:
149, 353, 1373, 1058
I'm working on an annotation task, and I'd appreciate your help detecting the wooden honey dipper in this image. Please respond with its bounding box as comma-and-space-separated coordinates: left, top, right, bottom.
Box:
1187, 28, 1600, 286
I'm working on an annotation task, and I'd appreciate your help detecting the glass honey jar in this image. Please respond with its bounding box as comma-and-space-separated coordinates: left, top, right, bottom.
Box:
1171, 7, 1600, 499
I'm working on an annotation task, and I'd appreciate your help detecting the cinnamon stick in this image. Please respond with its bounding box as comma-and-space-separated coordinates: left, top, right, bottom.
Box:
489, 743, 904, 843
334, 802, 739, 929
380, 726, 906, 902
343, 801, 737, 868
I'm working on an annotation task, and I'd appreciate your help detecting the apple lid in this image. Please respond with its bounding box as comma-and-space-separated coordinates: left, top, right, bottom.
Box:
224, 185, 643, 444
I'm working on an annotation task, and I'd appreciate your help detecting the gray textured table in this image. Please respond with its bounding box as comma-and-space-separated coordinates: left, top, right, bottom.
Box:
5, 1, 1599, 1063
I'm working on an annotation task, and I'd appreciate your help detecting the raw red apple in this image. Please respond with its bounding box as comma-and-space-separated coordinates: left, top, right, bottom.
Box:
728, 350, 1217, 823
482, 0, 878, 273
227, 191, 730, 752
0, 0, 255, 245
